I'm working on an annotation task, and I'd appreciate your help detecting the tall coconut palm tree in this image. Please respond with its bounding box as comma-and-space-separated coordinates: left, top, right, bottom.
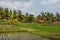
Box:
4, 8, 9, 20
40, 12, 46, 20
28, 14, 34, 23
24, 13, 29, 23
56, 12, 60, 22
0, 7, 3, 20
13, 10, 17, 19
17, 10, 23, 22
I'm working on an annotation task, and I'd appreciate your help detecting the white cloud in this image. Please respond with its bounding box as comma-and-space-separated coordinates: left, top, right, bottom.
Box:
28, 12, 35, 15
39, 0, 60, 13
40, 0, 60, 9
30, 12, 35, 14
12, 2, 22, 7
40, 0, 59, 5
0, 1, 33, 12
20, 8, 27, 12
0, 1, 17, 9
23, 2, 33, 8
0, 0, 30, 2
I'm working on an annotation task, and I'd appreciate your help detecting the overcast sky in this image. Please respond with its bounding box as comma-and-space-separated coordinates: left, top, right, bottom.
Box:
0, 0, 60, 15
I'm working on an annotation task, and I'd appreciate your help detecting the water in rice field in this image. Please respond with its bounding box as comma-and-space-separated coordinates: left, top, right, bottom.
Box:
0, 32, 50, 40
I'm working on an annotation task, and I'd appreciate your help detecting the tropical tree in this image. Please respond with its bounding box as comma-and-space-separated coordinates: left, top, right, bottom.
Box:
8, 10, 15, 24
17, 10, 23, 22
28, 14, 34, 23
4, 8, 9, 20
0, 7, 4, 20
24, 13, 29, 23
56, 12, 60, 21
40, 12, 46, 20
13, 10, 17, 19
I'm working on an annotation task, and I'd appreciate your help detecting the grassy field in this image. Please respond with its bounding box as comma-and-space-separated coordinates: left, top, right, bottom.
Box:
0, 21, 60, 40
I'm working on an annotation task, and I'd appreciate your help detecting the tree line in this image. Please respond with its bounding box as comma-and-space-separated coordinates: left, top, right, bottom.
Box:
0, 7, 60, 24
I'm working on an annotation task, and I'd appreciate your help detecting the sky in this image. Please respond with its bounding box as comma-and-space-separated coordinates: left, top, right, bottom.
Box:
0, 0, 60, 16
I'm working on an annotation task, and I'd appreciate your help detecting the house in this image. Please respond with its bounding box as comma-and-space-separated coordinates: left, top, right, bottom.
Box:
37, 20, 45, 24
52, 20, 60, 24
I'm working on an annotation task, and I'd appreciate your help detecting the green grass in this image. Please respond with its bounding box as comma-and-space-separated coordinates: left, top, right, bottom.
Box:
13, 23, 60, 40
13, 23, 60, 33
0, 22, 60, 40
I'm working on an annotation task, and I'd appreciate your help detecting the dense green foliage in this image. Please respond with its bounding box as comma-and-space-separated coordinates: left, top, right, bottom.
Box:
0, 7, 60, 24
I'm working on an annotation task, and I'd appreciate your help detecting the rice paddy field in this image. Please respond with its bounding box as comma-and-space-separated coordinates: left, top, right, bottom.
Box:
0, 21, 60, 40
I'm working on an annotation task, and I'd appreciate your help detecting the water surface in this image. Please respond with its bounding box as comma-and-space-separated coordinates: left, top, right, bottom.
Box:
0, 32, 50, 40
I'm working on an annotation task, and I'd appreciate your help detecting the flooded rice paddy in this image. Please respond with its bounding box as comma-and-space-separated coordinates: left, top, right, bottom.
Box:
0, 32, 50, 40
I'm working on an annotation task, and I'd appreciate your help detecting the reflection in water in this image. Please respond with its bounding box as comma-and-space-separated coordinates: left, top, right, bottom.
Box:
0, 33, 50, 40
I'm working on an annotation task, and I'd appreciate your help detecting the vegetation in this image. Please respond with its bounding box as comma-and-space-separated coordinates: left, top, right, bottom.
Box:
0, 7, 60, 24
0, 7, 60, 40
0, 23, 60, 40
